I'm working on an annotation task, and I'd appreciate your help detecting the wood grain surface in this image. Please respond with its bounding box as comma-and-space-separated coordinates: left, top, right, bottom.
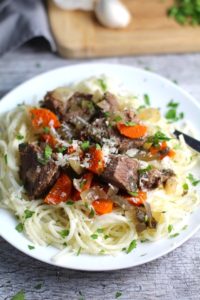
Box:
48, 0, 200, 58
0, 44, 200, 300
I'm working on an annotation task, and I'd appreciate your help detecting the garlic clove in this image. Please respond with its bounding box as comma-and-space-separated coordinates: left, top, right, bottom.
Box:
53, 0, 95, 11
94, 0, 131, 29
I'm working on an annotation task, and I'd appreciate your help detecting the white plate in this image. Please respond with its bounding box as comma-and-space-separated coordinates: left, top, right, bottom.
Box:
0, 63, 200, 271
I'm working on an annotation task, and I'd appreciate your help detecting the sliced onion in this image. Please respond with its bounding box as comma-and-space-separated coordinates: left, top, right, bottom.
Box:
80, 187, 107, 203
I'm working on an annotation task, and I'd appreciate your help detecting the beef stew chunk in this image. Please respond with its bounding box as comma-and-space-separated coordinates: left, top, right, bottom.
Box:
135, 202, 157, 233
19, 143, 59, 199
139, 168, 175, 190
101, 154, 139, 192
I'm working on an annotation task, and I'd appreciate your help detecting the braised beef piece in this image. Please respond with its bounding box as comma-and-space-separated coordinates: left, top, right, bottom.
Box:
42, 92, 65, 120
101, 154, 139, 192
118, 137, 147, 152
64, 92, 97, 123
97, 92, 120, 113
139, 168, 175, 190
19, 143, 60, 199
135, 202, 157, 233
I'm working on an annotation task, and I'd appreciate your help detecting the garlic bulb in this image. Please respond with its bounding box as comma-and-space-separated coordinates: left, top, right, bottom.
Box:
53, 0, 95, 11
94, 0, 131, 29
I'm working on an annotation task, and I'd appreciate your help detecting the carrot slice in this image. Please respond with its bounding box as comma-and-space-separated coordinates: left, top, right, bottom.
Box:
30, 108, 61, 129
40, 134, 57, 148
44, 173, 72, 205
150, 142, 176, 160
67, 145, 76, 154
87, 147, 105, 174
92, 199, 113, 215
117, 123, 147, 139
126, 191, 147, 207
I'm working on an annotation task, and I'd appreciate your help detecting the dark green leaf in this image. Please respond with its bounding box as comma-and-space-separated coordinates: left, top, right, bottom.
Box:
115, 291, 122, 298
34, 283, 42, 290
77, 247, 82, 256
91, 234, 98, 240
144, 94, 150, 106
81, 141, 90, 151
28, 245, 35, 250
187, 173, 200, 186
24, 209, 34, 219
44, 145, 52, 160
126, 240, 137, 253
66, 201, 74, 205
59, 229, 69, 238
16, 134, 24, 140
97, 79, 107, 91
15, 223, 24, 233
11, 290, 25, 300
169, 233, 179, 238
168, 224, 173, 233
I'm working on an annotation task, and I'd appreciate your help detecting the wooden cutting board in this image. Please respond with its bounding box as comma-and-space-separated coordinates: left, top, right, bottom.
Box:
47, 0, 200, 58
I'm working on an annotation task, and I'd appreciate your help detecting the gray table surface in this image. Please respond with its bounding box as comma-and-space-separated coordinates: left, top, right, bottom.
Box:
0, 43, 200, 300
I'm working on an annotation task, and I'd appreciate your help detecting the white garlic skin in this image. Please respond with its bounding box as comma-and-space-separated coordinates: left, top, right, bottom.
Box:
53, 0, 94, 11
94, 0, 131, 29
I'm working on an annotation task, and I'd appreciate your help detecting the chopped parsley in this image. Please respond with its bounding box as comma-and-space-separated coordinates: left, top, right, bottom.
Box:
165, 100, 184, 122
170, 233, 179, 238
59, 229, 69, 238
139, 165, 152, 175
44, 145, 52, 160
128, 191, 138, 197
91, 234, 98, 240
34, 283, 43, 290
115, 291, 122, 298
96, 143, 101, 149
182, 183, 189, 191
57, 146, 67, 153
104, 234, 110, 240
187, 173, 200, 186
168, 224, 173, 233
97, 78, 107, 91
89, 208, 95, 218
182, 225, 188, 230
124, 121, 136, 126
144, 94, 150, 106
104, 111, 110, 118
24, 209, 34, 219
77, 247, 82, 256
43, 126, 50, 133
113, 115, 122, 122
28, 245, 35, 250
11, 290, 25, 300
96, 228, 104, 233
168, 0, 200, 25
16, 133, 24, 140
149, 131, 171, 146
66, 201, 74, 205
4, 154, 8, 165
15, 223, 24, 233
81, 141, 90, 151
126, 239, 137, 253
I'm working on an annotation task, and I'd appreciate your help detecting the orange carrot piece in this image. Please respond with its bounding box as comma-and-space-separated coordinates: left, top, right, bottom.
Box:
117, 123, 147, 139
150, 142, 176, 160
40, 134, 57, 148
44, 173, 72, 205
30, 108, 61, 129
126, 191, 147, 207
92, 199, 113, 215
88, 147, 105, 174
67, 145, 76, 154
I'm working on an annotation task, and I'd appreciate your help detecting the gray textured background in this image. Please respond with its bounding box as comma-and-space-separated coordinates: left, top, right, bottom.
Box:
0, 42, 200, 300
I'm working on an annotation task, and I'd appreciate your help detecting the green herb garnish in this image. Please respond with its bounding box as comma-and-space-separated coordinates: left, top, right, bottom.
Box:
43, 126, 50, 133
148, 131, 171, 146
165, 100, 184, 122
28, 245, 35, 250
11, 290, 25, 300
169, 233, 179, 238
128, 191, 138, 197
98, 78, 107, 91
66, 201, 74, 205
126, 239, 137, 254
81, 141, 90, 151
4, 154, 8, 165
113, 115, 122, 122
97, 228, 104, 233
96, 143, 101, 149
115, 291, 122, 298
34, 283, 42, 290
59, 229, 69, 238
57, 146, 67, 153
91, 234, 98, 240
104, 234, 110, 240
89, 208, 95, 218
15, 223, 24, 233
24, 209, 34, 219
124, 121, 136, 126
168, 224, 173, 233
182, 183, 189, 191
77, 247, 82, 256
16, 133, 24, 140
187, 173, 200, 186
144, 94, 150, 106
44, 145, 52, 160
139, 165, 152, 175
168, 0, 200, 25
